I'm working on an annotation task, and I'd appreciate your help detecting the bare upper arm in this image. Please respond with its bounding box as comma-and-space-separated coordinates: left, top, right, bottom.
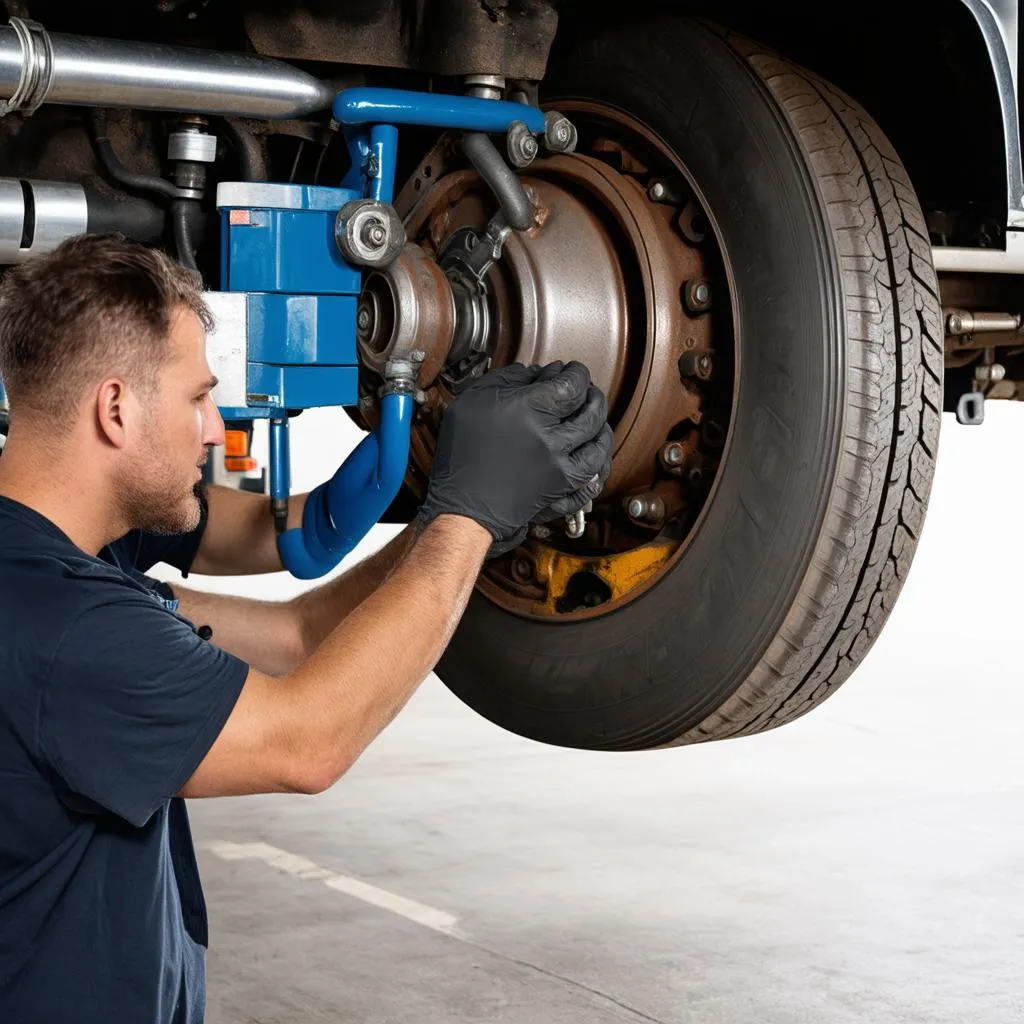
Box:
178, 666, 325, 798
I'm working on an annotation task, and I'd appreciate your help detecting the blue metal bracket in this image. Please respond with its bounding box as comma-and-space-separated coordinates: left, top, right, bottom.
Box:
217, 86, 548, 579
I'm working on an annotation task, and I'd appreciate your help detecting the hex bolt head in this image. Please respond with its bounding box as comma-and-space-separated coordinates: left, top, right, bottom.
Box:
684, 278, 712, 315
544, 111, 578, 154
678, 350, 714, 381
660, 442, 685, 468
627, 497, 645, 518
357, 306, 373, 332
648, 181, 667, 201
507, 121, 540, 168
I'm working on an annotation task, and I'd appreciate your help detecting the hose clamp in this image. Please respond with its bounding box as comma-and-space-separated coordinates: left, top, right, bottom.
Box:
1, 18, 54, 118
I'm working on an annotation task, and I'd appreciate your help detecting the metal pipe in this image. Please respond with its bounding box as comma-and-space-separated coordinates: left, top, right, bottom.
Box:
945, 309, 1022, 334
0, 20, 333, 119
463, 131, 534, 232
932, 243, 1024, 274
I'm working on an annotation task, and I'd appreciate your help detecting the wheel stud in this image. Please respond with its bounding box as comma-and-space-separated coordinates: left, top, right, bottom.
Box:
678, 350, 713, 380
647, 178, 680, 204
660, 441, 685, 470
625, 493, 665, 526
683, 278, 711, 314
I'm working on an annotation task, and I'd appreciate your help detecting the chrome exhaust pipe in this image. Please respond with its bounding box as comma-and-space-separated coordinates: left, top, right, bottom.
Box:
0, 18, 333, 120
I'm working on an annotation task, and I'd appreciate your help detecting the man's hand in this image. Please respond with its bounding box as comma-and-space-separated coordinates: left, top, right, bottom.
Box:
416, 361, 614, 556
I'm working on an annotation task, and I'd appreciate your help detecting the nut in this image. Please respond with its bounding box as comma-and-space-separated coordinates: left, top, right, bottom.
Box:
660, 442, 684, 467
683, 278, 711, 315
678, 350, 714, 381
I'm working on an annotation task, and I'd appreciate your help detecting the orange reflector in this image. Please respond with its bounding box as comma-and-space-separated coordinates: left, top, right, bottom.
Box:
223, 430, 249, 457
224, 456, 258, 472
228, 209, 252, 225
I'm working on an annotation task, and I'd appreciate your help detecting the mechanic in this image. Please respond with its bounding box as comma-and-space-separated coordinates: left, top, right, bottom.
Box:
0, 233, 613, 1023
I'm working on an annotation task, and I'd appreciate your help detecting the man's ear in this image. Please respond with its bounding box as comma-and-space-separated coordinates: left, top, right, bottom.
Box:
95, 377, 129, 449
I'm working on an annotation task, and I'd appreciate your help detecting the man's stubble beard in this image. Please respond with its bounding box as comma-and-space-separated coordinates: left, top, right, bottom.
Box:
116, 461, 207, 536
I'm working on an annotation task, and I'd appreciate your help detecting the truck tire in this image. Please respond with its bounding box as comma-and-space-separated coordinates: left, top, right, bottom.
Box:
435, 19, 943, 749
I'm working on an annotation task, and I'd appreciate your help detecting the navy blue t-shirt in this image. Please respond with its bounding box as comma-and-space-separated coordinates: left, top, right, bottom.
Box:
0, 495, 248, 1023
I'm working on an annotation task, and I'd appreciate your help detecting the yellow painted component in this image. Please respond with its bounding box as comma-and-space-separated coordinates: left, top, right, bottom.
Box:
533, 540, 677, 614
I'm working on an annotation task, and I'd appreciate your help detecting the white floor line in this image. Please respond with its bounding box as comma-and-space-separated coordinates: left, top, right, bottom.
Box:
204, 839, 461, 937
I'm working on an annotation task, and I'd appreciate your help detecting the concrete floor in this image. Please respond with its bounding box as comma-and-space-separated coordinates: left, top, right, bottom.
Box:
189, 414, 1024, 1024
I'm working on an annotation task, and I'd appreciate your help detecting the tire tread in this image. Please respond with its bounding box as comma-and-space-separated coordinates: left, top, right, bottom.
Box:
680, 35, 943, 742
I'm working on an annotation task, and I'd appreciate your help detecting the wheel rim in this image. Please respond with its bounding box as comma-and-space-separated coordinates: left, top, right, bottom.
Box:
393, 100, 737, 620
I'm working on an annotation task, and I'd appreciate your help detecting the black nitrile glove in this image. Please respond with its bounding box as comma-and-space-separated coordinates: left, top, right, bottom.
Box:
417, 360, 614, 557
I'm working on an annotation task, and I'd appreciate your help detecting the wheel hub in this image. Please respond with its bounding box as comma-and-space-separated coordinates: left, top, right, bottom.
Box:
364, 104, 733, 618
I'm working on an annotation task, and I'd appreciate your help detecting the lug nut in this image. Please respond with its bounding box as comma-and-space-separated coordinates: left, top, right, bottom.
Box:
660, 442, 685, 468
684, 278, 711, 315
678, 350, 714, 381
625, 493, 665, 525
511, 555, 534, 581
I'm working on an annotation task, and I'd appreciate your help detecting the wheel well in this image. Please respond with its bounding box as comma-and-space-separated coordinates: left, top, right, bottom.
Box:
553, 0, 1006, 233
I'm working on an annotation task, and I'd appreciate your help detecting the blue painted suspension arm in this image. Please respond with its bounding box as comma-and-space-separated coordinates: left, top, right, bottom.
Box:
333, 87, 547, 134
335, 87, 546, 202
276, 388, 414, 580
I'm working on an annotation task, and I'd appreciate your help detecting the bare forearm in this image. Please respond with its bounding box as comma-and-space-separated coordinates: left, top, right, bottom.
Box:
290, 525, 416, 657
286, 514, 489, 789
174, 586, 303, 677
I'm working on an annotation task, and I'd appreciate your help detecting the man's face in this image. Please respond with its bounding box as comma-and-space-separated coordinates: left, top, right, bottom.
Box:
116, 307, 225, 535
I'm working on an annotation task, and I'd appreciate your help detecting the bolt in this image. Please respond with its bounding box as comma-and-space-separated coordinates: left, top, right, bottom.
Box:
530, 523, 552, 541
507, 121, 539, 168
947, 313, 965, 334
362, 220, 387, 248
647, 179, 680, 204
625, 493, 666, 525
678, 350, 714, 381
511, 556, 534, 582
544, 112, 578, 154
409, 349, 427, 363
660, 442, 685, 467
684, 278, 712, 315
357, 307, 373, 332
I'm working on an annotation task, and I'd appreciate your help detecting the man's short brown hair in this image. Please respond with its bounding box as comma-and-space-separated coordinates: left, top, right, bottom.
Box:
0, 234, 213, 421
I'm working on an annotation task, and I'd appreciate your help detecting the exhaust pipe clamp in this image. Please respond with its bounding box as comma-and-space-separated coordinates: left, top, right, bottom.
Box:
0, 18, 53, 117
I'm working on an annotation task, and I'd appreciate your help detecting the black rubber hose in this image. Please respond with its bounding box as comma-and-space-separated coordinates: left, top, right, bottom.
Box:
219, 117, 267, 181
83, 187, 165, 243
462, 132, 534, 231
89, 111, 182, 201
171, 199, 199, 270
